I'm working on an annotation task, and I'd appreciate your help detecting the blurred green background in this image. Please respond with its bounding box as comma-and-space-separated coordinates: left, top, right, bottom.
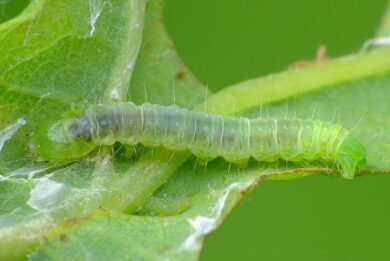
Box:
163, 0, 390, 260
1, 0, 390, 260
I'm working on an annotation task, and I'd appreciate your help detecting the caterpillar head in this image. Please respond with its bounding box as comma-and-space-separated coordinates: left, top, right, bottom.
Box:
35, 113, 95, 162
336, 135, 366, 179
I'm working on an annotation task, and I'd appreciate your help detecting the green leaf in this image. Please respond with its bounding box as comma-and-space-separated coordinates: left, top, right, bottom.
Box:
34, 30, 390, 261
0, 0, 147, 259
1, 0, 390, 261
0, 0, 207, 259
0, 0, 29, 24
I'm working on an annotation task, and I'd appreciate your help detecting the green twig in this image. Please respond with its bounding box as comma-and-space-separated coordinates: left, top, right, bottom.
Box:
202, 49, 390, 115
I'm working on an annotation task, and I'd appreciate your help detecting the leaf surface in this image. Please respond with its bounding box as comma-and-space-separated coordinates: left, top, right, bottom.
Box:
0, 0, 390, 260
0, 0, 147, 259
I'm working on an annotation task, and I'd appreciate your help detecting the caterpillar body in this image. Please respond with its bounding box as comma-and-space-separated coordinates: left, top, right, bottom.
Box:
35, 102, 366, 179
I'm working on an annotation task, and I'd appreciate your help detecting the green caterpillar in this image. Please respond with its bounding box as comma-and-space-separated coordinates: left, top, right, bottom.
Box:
35, 102, 366, 179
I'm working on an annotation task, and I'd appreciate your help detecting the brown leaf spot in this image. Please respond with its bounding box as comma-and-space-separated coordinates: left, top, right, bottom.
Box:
176, 71, 186, 80
60, 234, 68, 242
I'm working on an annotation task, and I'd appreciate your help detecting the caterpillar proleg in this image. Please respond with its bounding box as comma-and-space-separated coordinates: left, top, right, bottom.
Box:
35, 102, 366, 179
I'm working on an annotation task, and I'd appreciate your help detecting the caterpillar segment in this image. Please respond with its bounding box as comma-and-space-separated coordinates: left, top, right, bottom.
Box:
35, 102, 366, 179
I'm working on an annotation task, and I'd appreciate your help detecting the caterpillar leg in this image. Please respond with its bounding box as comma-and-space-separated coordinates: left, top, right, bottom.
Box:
196, 158, 209, 167
336, 154, 357, 179
233, 159, 249, 168
124, 145, 136, 158
336, 135, 366, 179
